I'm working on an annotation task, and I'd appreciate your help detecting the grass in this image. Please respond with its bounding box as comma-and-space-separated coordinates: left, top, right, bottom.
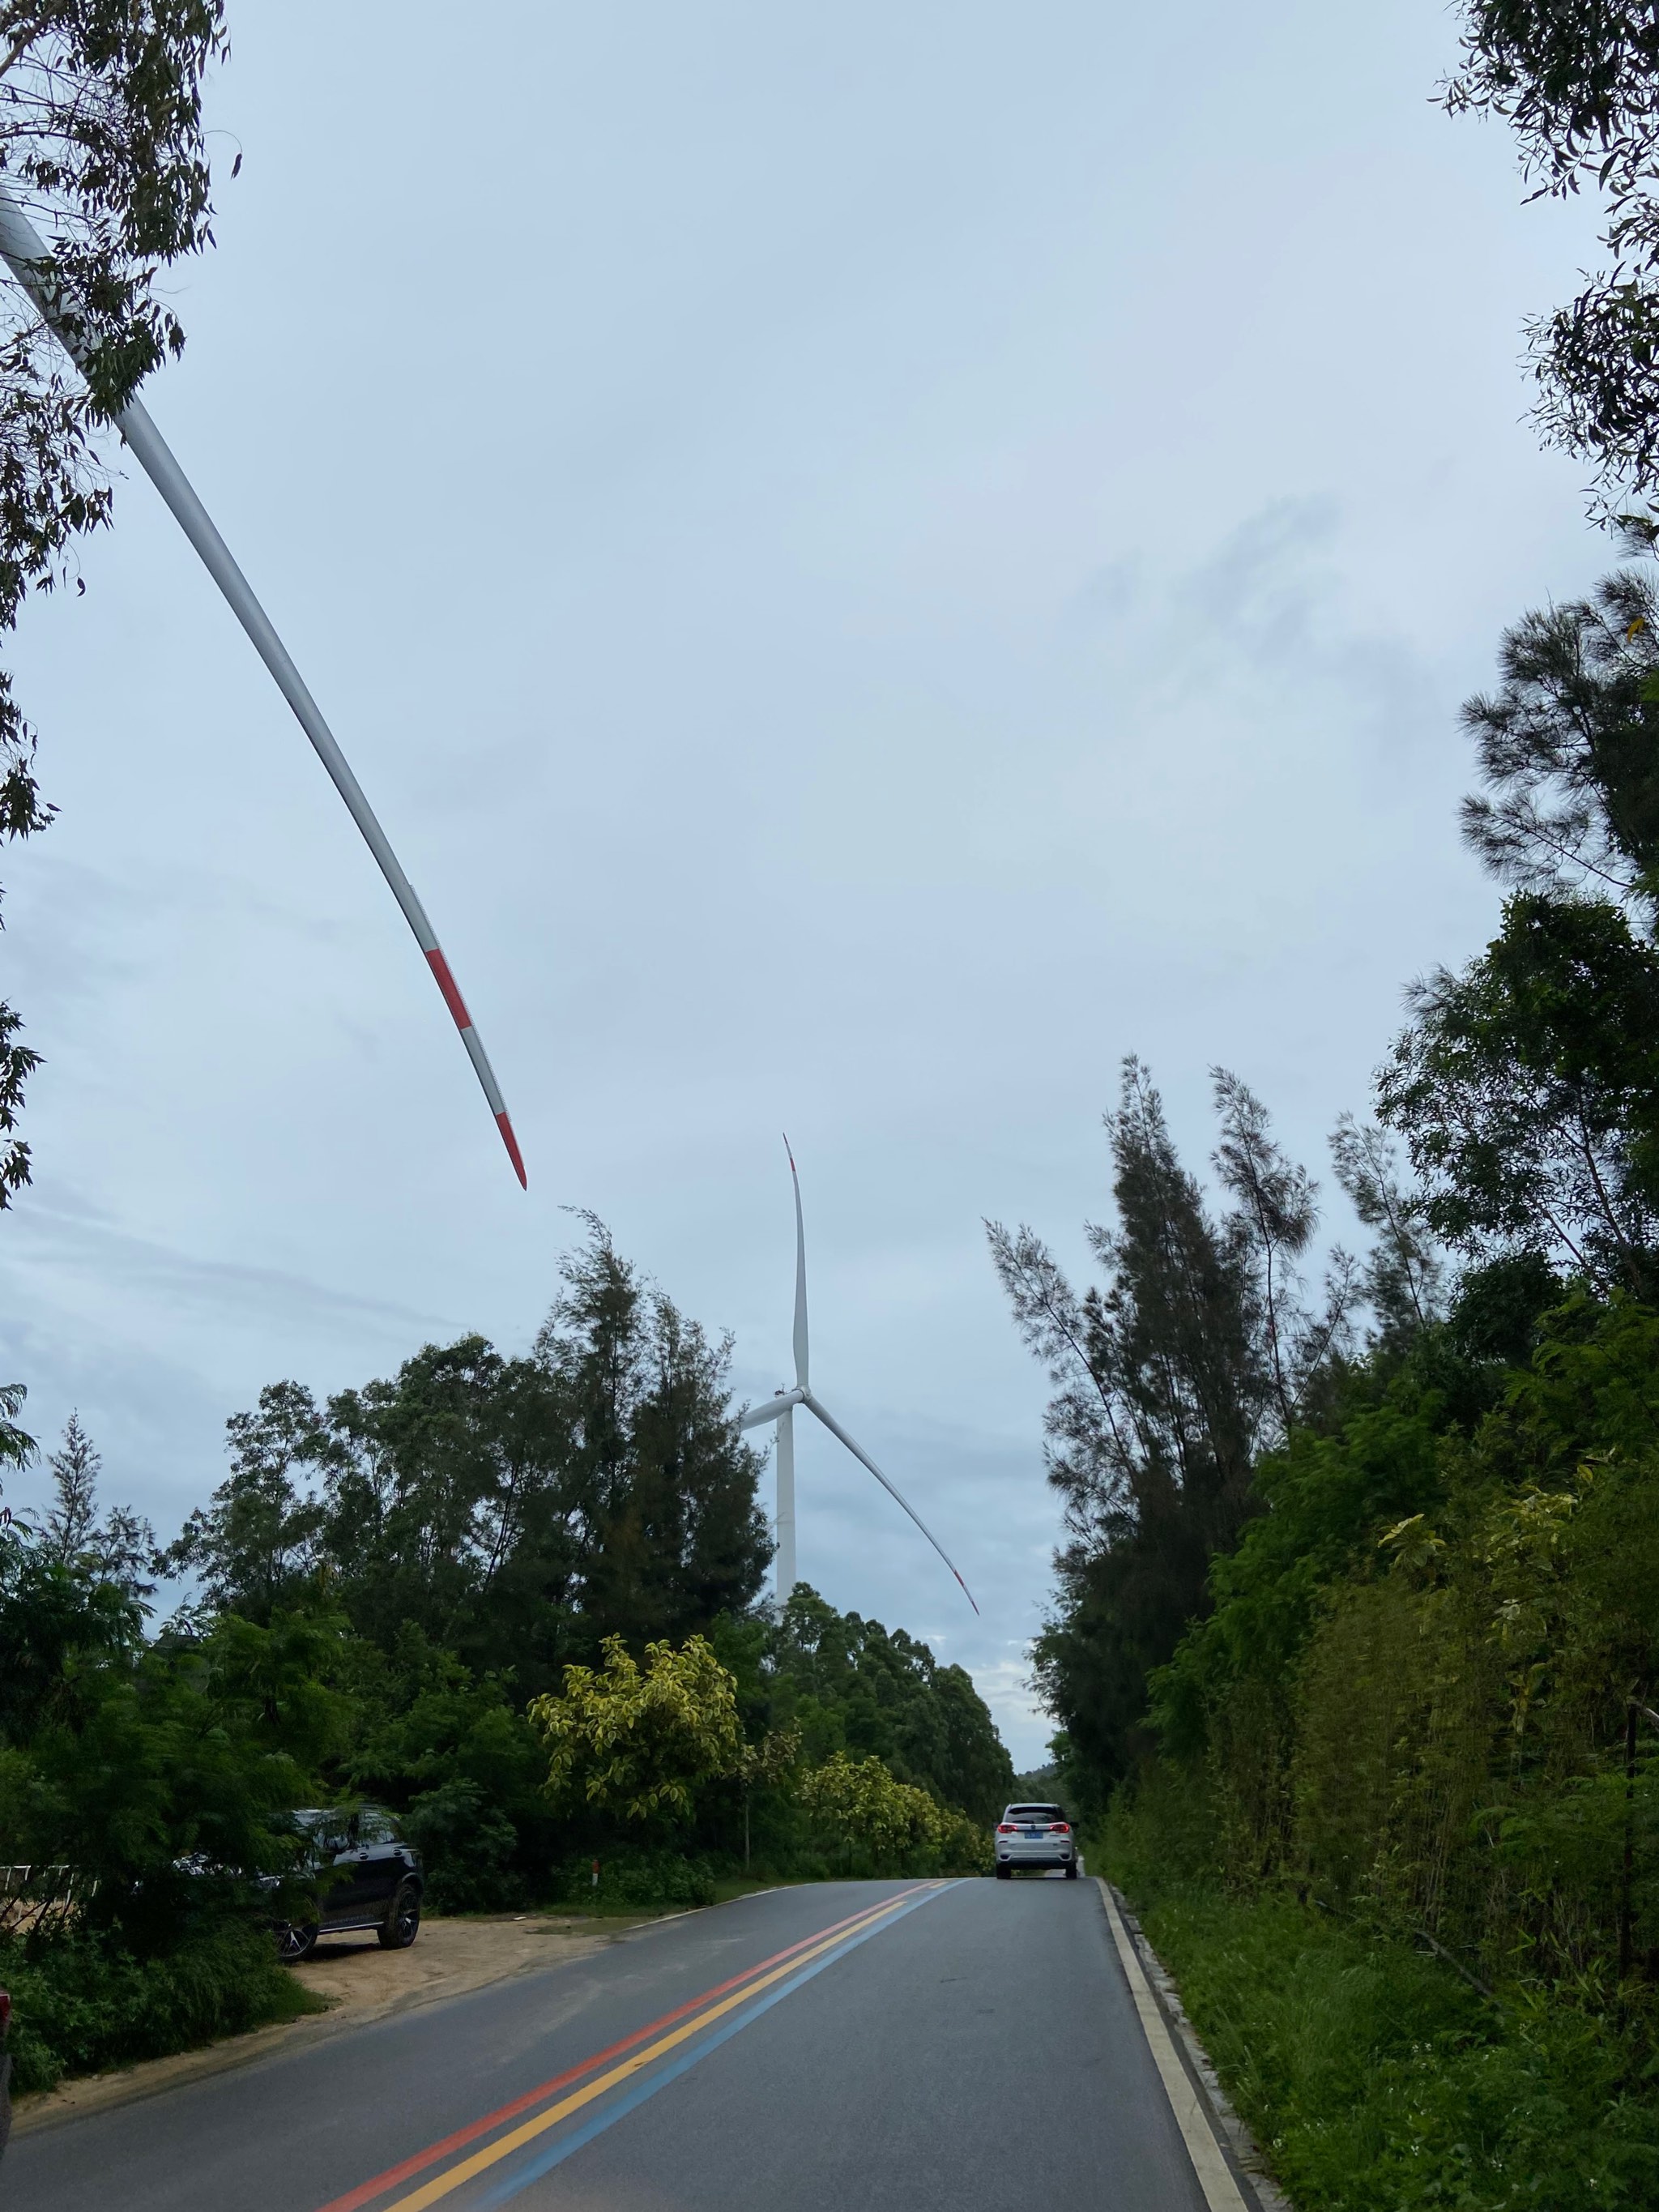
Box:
1104, 1874, 1659, 2211
710, 1875, 797, 1906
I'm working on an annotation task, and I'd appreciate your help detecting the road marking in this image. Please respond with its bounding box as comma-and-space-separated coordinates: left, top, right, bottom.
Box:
317, 1888, 930, 2212
476, 1881, 956, 2207
1096, 1879, 1250, 2212
373, 1884, 953, 2212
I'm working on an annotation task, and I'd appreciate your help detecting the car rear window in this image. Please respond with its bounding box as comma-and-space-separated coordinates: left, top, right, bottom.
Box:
1007, 1804, 1066, 1821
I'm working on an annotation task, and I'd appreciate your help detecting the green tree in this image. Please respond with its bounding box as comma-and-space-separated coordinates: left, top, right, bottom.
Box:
37, 1411, 156, 1602
766, 1584, 1012, 1824
1380, 894, 1659, 1293
1379, 572, 1659, 1293
1444, 2, 1659, 513
160, 1380, 329, 1624
0, 1, 232, 1201
170, 1224, 773, 1684
1455, 567, 1659, 903
0, 1525, 322, 1944
529, 1633, 744, 1826
796, 1751, 988, 1876
0, 1375, 32, 1516
528, 1219, 771, 1662
990, 1060, 1342, 1795
1329, 1116, 1443, 1352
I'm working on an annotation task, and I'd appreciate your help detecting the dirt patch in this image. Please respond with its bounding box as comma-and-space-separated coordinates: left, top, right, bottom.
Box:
288, 1909, 646, 2021
11, 1910, 655, 2137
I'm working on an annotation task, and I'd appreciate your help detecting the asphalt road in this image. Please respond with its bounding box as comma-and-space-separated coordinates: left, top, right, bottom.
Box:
6, 1878, 1221, 2212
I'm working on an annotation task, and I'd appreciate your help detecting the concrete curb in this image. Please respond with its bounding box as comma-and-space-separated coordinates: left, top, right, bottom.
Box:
1108, 1884, 1295, 2212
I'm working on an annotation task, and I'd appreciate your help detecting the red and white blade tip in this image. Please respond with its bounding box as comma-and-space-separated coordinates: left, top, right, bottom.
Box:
424, 946, 527, 1188
496, 1113, 527, 1188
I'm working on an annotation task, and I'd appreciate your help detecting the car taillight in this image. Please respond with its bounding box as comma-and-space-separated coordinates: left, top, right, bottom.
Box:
996, 1823, 1017, 1834
1049, 1822, 1071, 1834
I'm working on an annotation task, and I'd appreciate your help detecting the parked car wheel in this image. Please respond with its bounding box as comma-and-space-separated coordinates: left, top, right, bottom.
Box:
377, 1880, 421, 1950
995, 1864, 1012, 1880
1064, 1860, 1079, 1879
277, 1920, 319, 1963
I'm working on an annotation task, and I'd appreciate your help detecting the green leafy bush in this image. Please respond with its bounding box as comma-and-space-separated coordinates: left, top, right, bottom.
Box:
401, 1779, 527, 1914
1, 1920, 321, 2095
797, 1751, 991, 1876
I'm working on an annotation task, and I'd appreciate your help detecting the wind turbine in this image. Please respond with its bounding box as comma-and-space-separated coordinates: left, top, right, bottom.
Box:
740, 1141, 978, 1615
0, 189, 526, 1187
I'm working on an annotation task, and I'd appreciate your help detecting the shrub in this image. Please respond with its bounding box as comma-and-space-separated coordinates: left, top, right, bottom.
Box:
798, 1752, 990, 1876
547, 1849, 718, 1912
529, 1635, 743, 1827
401, 1779, 527, 1913
1107, 1873, 1659, 2211
1, 1919, 320, 2095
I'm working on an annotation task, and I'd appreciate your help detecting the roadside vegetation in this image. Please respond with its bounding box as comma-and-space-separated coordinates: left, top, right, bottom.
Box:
17, 5, 1659, 2201
1002, 626, 1659, 2199
980, 20, 1659, 2203
0, 1220, 1008, 2090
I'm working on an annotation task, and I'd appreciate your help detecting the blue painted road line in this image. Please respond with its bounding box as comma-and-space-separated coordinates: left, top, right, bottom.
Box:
477, 1881, 960, 2207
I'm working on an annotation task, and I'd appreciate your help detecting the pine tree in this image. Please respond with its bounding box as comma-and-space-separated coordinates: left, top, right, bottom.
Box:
42, 1411, 158, 1601
42, 1411, 101, 1562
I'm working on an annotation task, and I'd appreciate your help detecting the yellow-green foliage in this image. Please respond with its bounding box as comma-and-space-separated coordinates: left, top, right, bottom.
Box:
797, 1750, 990, 1874
529, 1633, 744, 1824
1106, 1300, 1659, 2210
1155, 1297, 1659, 1996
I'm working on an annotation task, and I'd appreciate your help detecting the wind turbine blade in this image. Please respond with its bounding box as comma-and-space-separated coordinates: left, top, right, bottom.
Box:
786, 1135, 808, 1390
801, 1390, 979, 1614
0, 190, 527, 1189
737, 1388, 805, 1431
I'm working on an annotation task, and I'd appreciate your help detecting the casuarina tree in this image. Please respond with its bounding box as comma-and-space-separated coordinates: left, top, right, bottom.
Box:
988, 1060, 1350, 1794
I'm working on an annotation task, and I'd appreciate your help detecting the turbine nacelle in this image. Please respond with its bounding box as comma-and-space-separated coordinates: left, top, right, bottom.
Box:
738, 1388, 805, 1430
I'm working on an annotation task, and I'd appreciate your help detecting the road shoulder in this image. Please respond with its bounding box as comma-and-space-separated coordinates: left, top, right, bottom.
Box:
10, 1910, 654, 2139
1097, 1878, 1295, 2212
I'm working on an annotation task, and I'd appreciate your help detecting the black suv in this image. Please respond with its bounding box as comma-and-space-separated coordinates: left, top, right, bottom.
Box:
272, 1808, 424, 1962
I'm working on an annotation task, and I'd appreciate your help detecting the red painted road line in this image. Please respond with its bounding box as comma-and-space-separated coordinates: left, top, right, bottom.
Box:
314, 1890, 928, 2212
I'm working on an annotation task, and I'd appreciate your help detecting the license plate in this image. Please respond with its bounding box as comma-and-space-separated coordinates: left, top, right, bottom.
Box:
1020, 1826, 1043, 1836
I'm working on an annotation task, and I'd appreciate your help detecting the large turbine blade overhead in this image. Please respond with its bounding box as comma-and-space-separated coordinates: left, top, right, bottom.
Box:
0, 190, 527, 1188
785, 1134, 809, 1390
802, 1389, 979, 1616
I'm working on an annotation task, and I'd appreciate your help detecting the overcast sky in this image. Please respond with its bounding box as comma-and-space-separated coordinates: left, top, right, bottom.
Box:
0, 0, 1611, 1764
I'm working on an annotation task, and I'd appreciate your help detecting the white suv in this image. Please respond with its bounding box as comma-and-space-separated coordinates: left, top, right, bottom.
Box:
993, 1802, 1078, 1878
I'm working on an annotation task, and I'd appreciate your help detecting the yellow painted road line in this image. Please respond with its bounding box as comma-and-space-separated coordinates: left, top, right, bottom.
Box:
381, 1885, 944, 2212
1096, 1879, 1249, 2212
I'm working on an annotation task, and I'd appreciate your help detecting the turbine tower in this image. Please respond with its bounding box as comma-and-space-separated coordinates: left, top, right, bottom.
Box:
740, 1141, 977, 1616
